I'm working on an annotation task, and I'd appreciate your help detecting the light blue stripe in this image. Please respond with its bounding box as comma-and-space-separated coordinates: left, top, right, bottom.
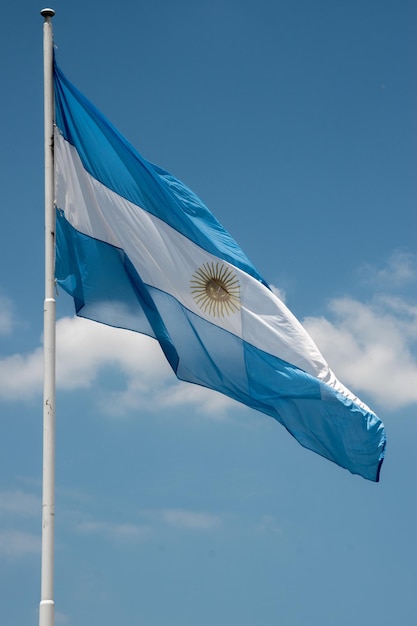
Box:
56, 212, 386, 481
54, 62, 266, 286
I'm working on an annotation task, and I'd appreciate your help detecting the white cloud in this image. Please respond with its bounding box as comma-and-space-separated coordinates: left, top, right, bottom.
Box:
74, 509, 223, 543
159, 509, 222, 530
76, 520, 151, 541
0, 316, 169, 401
0, 316, 232, 415
363, 250, 417, 289
0, 529, 40, 557
304, 294, 417, 410
157, 379, 238, 417
55, 317, 170, 390
270, 284, 286, 303
0, 491, 42, 559
0, 490, 40, 517
0, 347, 43, 399
0, 315, 236, 417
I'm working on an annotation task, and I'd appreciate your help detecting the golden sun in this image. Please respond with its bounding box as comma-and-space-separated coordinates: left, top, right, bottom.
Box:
191, 262, 241, 317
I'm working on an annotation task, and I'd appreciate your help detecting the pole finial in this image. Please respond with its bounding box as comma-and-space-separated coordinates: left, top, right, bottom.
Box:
41, 8, 55, 18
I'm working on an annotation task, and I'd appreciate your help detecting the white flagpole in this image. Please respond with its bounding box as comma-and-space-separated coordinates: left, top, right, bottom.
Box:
40, 8, 56, 626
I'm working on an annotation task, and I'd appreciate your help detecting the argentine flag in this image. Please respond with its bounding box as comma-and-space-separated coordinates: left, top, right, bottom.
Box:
54, 61, 386, 482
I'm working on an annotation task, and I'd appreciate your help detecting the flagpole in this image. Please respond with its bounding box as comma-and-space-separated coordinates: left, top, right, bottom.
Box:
40, 8, 56, 626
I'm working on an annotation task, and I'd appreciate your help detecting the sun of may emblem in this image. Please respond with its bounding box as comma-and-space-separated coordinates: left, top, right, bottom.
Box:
191, 262, 241, 317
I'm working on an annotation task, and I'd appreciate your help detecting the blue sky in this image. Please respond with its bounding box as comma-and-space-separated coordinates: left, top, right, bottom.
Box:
1, 1, 416, 624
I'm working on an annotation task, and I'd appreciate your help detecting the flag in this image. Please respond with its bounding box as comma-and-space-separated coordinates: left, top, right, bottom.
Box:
53, 60, 386, 481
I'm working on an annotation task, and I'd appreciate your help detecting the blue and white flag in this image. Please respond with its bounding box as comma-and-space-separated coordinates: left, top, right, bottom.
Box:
54, 61, 386, 481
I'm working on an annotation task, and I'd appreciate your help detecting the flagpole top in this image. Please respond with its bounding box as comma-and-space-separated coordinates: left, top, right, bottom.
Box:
41, 8, 55, 18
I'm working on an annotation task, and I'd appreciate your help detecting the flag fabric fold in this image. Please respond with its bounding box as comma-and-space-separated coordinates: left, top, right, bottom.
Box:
54, 60, 386, 481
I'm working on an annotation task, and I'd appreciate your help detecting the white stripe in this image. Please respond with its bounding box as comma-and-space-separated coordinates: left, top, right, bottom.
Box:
55, 130, 371, 412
